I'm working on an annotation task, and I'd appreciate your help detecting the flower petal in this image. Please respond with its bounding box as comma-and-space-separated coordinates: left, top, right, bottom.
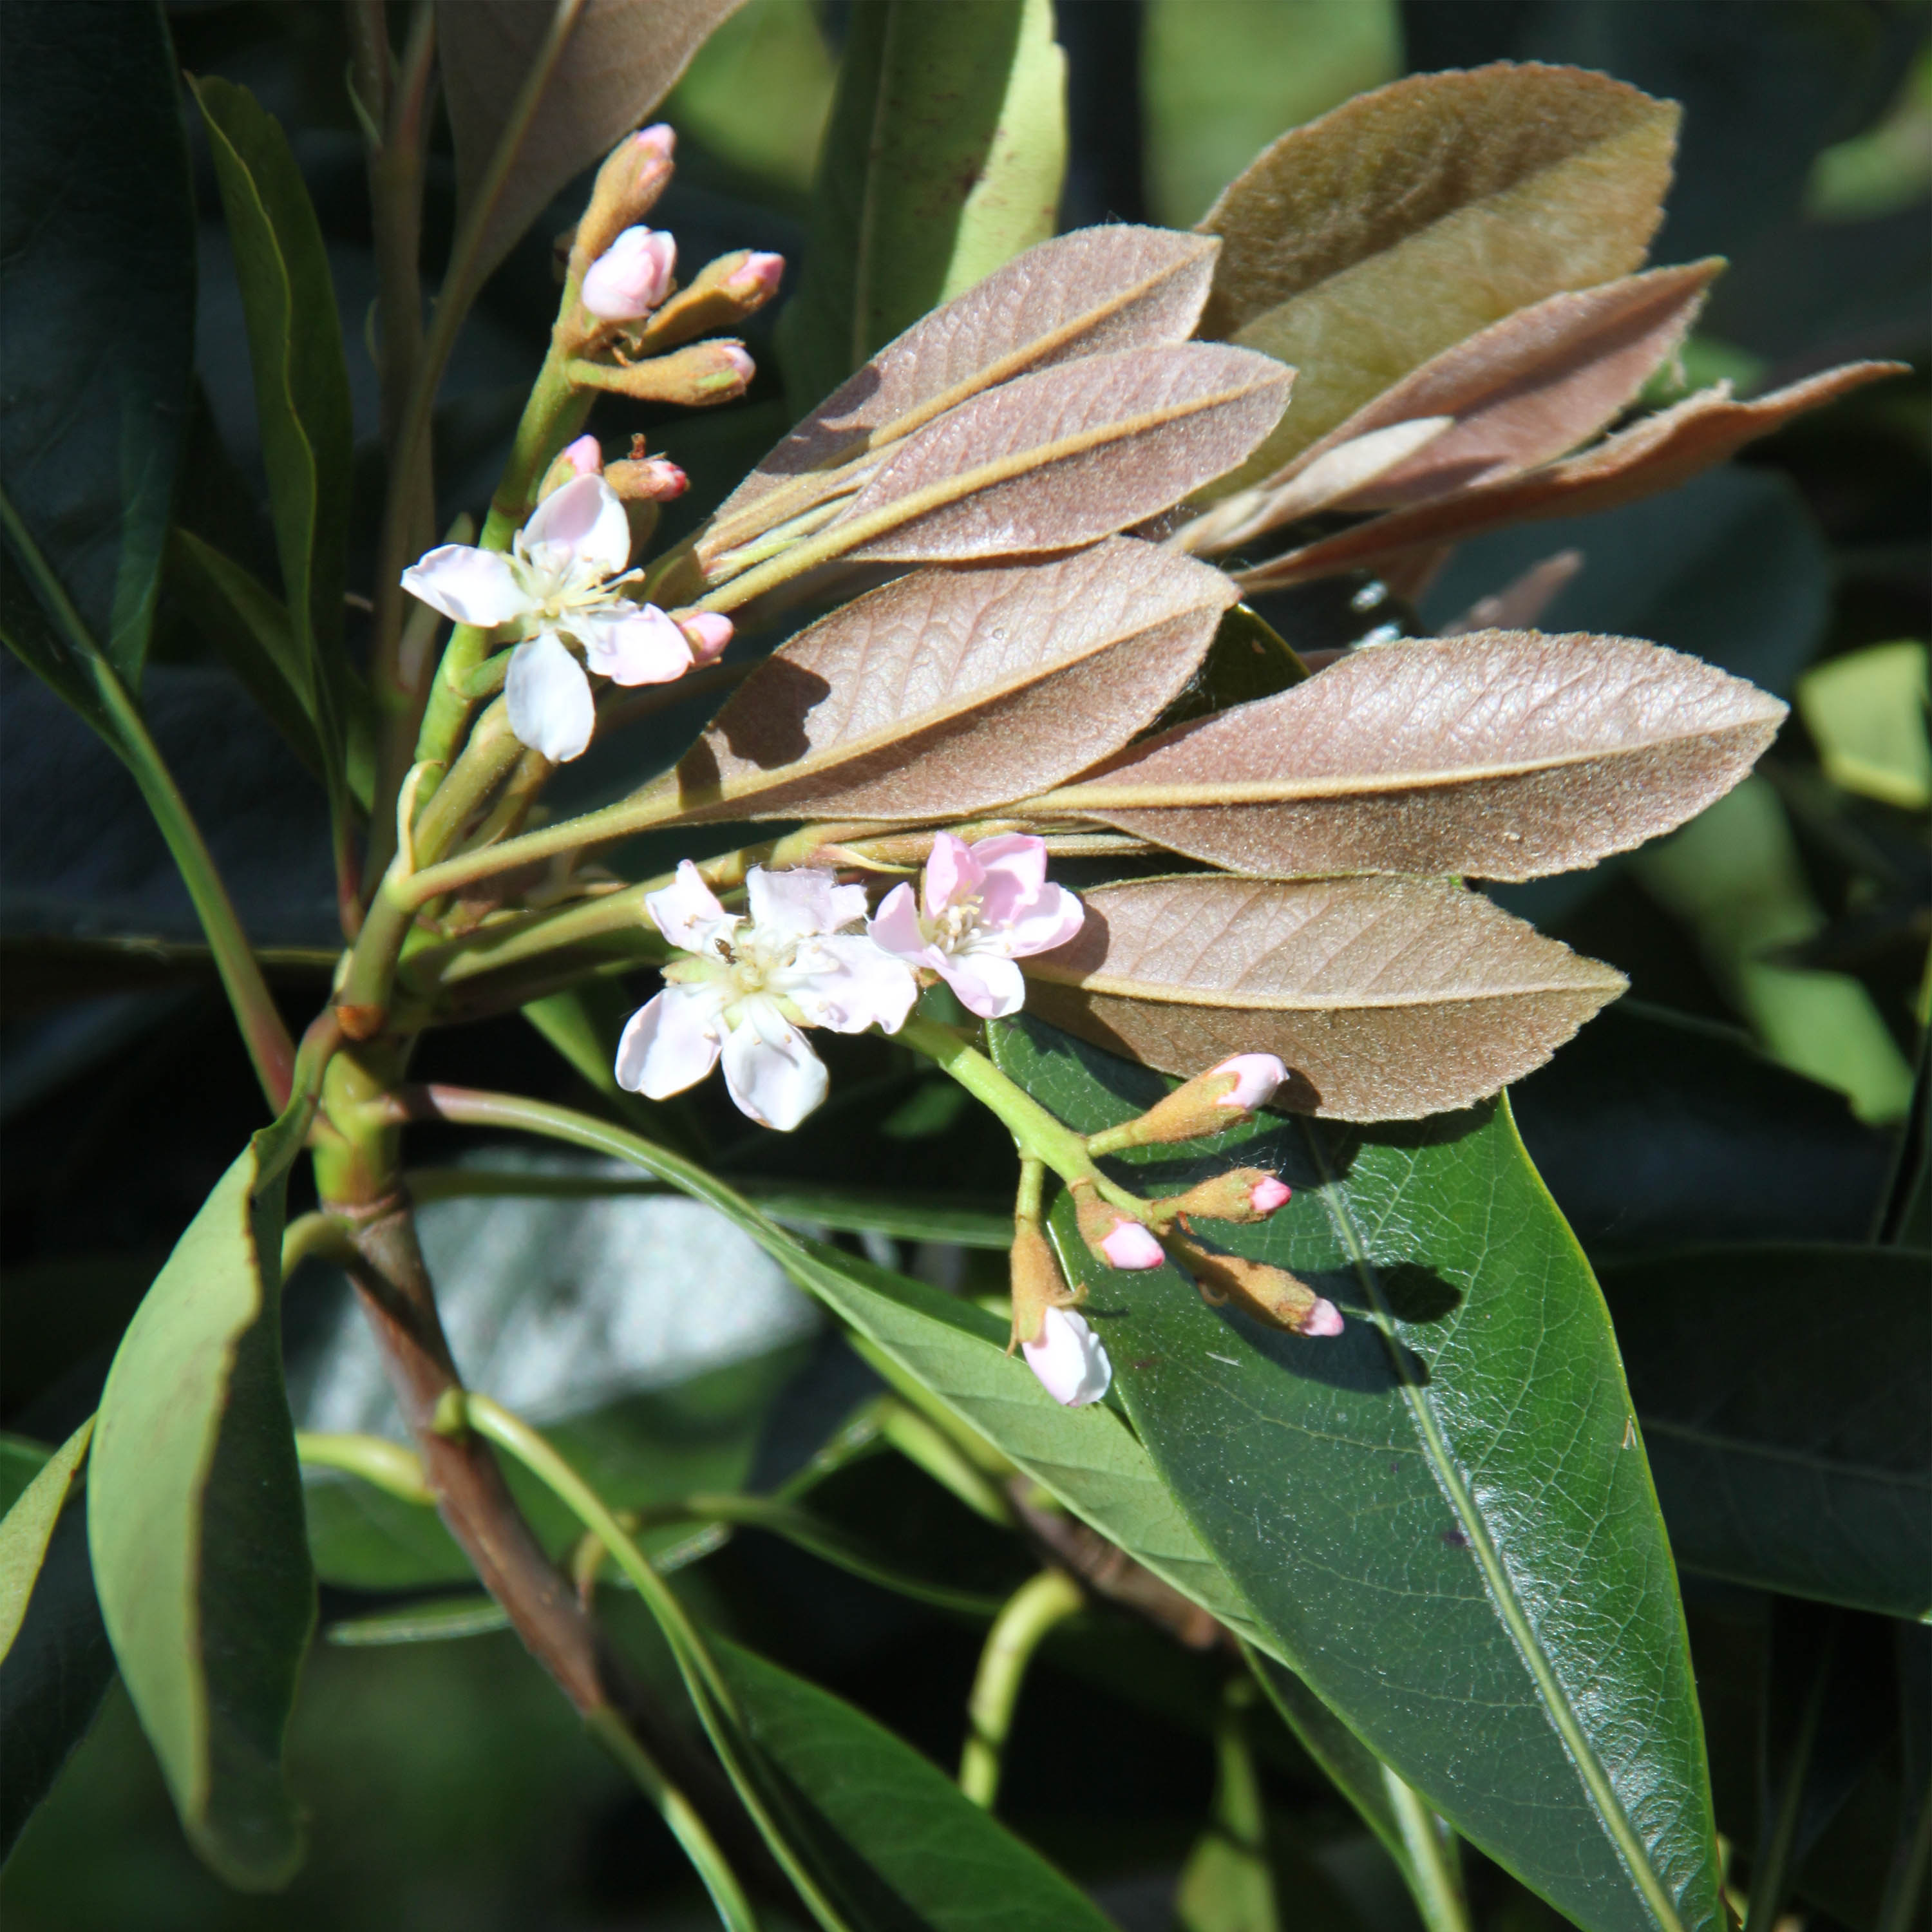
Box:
645, 859, 734, 952
614, 985, 724, 1097
577, 604, 692, 686
968, 834, 1050, 927
786, 936, 920, 1035
937, 951, 1027, 1019
866, 882, 942, 966
505, 633, 596, 761
522, 473, 632, 581
400, 545, 528, 627
721, 1005, 828, 1130
921, 831, 980, 922
746, 866, 867, 938
998, 882, 1086, 958
1022, 1307, 1112, 1407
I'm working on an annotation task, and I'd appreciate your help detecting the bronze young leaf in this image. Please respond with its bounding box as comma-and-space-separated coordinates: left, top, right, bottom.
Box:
1020, 873, 1627, 1120
664, 538, 1239, 822
711, 224, 1222, 542
1237, 361, 1906, 592
1195, 63, 1680, 491
1030, 631, 1787, 882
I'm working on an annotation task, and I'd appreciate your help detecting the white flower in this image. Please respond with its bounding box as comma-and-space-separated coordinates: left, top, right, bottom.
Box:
581, 226, 676, 321
867, 833, 1084, 1020
400, 473, 697, 762
615, 863, 918, 1131
1023, 1307, 1112, 1407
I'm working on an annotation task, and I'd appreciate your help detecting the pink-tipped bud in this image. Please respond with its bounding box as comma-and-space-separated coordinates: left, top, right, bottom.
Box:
678, 612, 733, 663
1151, 1167, 1290, 1227
574, 129, 677, 272
536, 434, 605, 500
605, 455, 688, 502
1302, 1297, 1345, 1338
1101, 1221, 1164, 1270
714, 342, 755, 386
634, 122, 675, 161
1249, 1175, 1292, 1214
1211, 1054, 1287, 1113
1170, 1235, 1335, 1337
582, 226, 677, 320
1074, 1181, 1162, 1271
727, 251, 785, 305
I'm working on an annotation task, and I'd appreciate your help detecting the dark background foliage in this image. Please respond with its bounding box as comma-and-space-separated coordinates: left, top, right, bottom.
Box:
2, 2, 1926, 1927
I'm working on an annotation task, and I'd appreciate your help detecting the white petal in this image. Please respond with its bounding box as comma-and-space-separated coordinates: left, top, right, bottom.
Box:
645, 860, 734, 952
721, 1006, 828, 1130
786, 936, 920, 1035
969, 834, 1050, 927
505, 633, 596, 761
577, 604, 692, 685
1022, 1307, 1112, 1407
866, 882, 941, 966
522, 473, 632, 582
614, 987, 724, 1097
921, 832, 980, 921
400, 545, 528, 627
998, 883, 1086, 958
938, 951, 1027, 1019
745, 866, 867, 938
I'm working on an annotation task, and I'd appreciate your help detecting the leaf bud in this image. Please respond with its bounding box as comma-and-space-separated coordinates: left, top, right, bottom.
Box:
1087, 1054, 1288, 1153
1167, 1234, 1343, 1338
1007, 1220, 1079, 1350
573, 124, 676, 276
1071, 1182, 1164, 1271
1151, 1167, 1292, 1226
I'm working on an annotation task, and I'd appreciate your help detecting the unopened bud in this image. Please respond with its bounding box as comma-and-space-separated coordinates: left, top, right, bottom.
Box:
678, 612, 733, 663
582, 226, 677, 320
1087, 1053, 1289, 1153
1152, 1168, 1292, 1226
632, 249, 788, 355
537, 434, 603, 500
571, 339, 754, 408
574, 126, 676, 274
1008, 1221, 1078, 1350
1072, 1182, 1164, 1271
604, 455, 689, 502
1168, 1235, 1341, 1338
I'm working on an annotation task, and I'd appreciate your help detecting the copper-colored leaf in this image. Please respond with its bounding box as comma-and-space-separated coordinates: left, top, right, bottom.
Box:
1023, 873, 1625, 1119
826, 343, 1291, 564
715, 225, 1220, 538
1030, 630, 1786, 882
1195, 64, 1679, 490
663, 538, 1238, 822
1442, 551, 1582, 635
1237, 362, 1905, 592
438, 0, 743, 283
1193, 261, 1720, 553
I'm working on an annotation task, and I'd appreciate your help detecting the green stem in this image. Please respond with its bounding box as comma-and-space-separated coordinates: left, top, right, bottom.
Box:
1745, 1625, 1838, 1932
957, 1569, 1083, 1808
296, 1429, 435, 1505
871, 1394, 1016, 1529
1383, 1769, 1470, 1932
281, 1211, 357, 1273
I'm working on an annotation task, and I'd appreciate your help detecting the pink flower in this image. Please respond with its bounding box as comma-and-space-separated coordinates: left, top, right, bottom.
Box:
867, 833, 1083, 1019
1022, 1307, 1112, 1407
582, 226, 677, 320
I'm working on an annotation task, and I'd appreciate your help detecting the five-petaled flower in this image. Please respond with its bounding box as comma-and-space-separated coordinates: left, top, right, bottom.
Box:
616, 863, 918, 1131
868, 833, 1084, 1019
401, 473, 725, 764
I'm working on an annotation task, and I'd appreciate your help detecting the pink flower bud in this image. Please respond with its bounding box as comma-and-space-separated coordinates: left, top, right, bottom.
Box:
562, 435, 601, 476
634, 123, 675, 160
1302, 1297, 1345, 1338
1211, 1054, 1287, 1112
1100, 1220, 1164, 1271
582, 226, 677, 320
679, 612, 733, 663
714, 342, 755, 386
605, 456, 688, 502
728, 251, 785, 303
1249, 1175, 1292, 1215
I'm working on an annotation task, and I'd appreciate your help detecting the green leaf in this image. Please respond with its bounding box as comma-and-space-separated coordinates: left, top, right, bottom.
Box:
1795, 639, 1932, 811
990, 1014, 1724, 1932
0, 0, 194, 703
0, 1424, 115, 1860
1150, 603, 1309, 735
781, 0, 1068, 412
665, 0, 837, 195
712, 1634, 1115, 1932
187, 77, 354, 832
87, 1122, 316, 1889
1599, 1245, 1931, 1619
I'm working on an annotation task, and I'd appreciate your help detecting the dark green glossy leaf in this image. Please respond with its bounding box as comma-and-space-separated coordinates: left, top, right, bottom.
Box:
1151, 603, 1309, 735
188, 77, 353, 828
0, 0, 194, 706
713, 1634, 1114, 1932
1599, 1245, 1931, 1618
991, 1014, 1723, 1932
780, 0, 1066, 413
88, 1122, 314, 1888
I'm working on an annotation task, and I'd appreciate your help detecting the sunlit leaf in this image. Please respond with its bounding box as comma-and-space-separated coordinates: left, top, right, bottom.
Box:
1022, 873, 1627, 1120
668, 539, 1236, 822
1037, 630, 1785, 882
1196, 64, 1680, 489
0, 1421, 91, 1669
779, 0, 1067, 414
437, 0, 746, 281
88, 1119, 314, 1888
